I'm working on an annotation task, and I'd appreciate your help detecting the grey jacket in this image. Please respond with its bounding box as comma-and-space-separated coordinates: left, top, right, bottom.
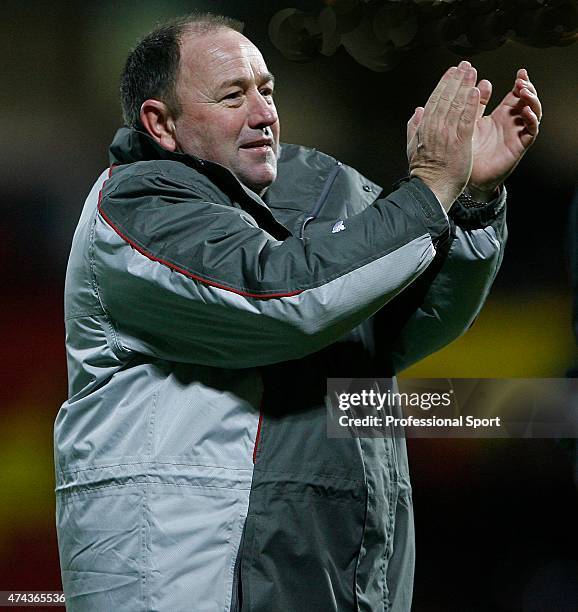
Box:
55, 128, 506, 611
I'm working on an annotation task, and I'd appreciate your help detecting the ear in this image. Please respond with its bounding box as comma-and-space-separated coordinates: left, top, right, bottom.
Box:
140, 99, 177, 151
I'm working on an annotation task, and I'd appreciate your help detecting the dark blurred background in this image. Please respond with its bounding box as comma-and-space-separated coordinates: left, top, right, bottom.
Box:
0, 1, 576, 610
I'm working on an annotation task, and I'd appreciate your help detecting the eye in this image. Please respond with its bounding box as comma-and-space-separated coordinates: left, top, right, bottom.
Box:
260, 86, 274, 98
222, 90, 243, 102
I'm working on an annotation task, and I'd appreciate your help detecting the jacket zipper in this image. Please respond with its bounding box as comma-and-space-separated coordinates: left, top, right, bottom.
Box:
230, 522, 246, 612
252, 411, 263, 464
299, 162, 343, 239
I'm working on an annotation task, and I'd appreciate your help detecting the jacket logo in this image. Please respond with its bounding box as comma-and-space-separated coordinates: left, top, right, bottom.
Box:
332, 219, 346, 234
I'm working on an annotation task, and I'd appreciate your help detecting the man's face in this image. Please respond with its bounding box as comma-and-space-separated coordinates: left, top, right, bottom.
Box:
173, 29, 280, 194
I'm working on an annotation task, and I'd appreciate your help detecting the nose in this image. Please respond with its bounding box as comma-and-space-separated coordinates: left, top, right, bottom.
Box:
247, 90, 278, 131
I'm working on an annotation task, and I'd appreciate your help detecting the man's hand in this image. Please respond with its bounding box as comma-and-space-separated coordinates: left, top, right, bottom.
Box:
407, 61, 479, 211
468, 68, 542, 199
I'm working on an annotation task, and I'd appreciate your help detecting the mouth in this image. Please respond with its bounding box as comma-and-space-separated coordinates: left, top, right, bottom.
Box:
239, 139, 274, 154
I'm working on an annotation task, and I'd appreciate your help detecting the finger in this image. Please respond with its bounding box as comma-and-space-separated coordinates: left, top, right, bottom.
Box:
515, 78, 538, 101
525, 77, 538, 97
518, 68, 528, 80
514, 69, 539, 101
516, 78, 537, 98
521, 106, 540, 138
457, 86, 480, 140
468, 65, 479, 108
422, 66, 457, 121
454, 66, 477, 107
476, 79, 492, 119
519, 87, 543, 122
407, 106, 424, 143
436, 62, 470, 122
415, 106, 424, 122
423, 60, 471, 120
446, 66, 477, 131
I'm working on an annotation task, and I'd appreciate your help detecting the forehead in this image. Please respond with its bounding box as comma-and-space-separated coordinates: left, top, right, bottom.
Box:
178, 29, 270, 90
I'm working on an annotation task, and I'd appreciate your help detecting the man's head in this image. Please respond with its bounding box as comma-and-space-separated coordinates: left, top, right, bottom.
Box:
120, 14, 280, 195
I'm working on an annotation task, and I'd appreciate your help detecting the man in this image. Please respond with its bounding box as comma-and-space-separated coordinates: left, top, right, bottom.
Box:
54, 12, 541, 612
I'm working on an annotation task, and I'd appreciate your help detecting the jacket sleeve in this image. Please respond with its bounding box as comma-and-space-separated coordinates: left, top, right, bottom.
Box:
374, 189, 507, 373
94, 164, 450, 368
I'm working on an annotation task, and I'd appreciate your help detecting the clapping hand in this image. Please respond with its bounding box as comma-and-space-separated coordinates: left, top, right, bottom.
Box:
469, 67, 542, 199
407, 62, 542, 205
406, 61, 479, 210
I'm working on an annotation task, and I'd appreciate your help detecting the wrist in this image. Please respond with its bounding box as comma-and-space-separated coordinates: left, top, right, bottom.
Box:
409, 172, 456, 212
450, 185, 507, 230
465, 183, 501, 203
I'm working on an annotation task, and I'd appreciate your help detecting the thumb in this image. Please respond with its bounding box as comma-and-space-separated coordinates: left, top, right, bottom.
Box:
407, 106, 424, 144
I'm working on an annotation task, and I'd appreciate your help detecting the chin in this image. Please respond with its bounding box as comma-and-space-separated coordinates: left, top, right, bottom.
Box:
242, 166, 277, 195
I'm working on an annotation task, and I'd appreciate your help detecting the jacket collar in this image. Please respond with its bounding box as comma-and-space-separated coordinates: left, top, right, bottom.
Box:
109, 127, 290, 239
109, 126, 208, 167
109, 127, 292, 240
